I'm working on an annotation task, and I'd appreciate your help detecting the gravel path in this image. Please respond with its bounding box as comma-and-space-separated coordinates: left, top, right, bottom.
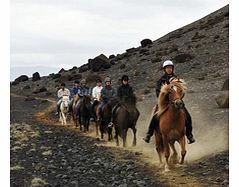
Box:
10, 94, 228, 187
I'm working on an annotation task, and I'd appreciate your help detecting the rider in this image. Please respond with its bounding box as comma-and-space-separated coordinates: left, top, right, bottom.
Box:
68, 80, 80, 113
98, 76, 116, 121
75, 79, 91, 117
112, 75, 134, 119
55, 82, 71, 115
91, 79, 103, 120
143, 60, 196, 144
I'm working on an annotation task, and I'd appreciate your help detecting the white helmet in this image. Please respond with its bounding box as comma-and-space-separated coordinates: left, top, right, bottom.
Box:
163, 60, 174, 68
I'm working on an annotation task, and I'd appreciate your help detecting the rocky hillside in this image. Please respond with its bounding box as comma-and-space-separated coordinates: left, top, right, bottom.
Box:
11, 5, 229, 101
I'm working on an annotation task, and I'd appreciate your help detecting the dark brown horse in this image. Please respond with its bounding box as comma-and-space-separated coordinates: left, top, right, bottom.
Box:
79, 95, 92, 132
154, 78, 187, 172
100, 97, 119, 141
113, 94, 140, 147
72, 95, 80, 128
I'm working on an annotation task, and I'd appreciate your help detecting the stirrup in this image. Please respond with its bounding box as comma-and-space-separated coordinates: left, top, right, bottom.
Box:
108, 122, 114, 128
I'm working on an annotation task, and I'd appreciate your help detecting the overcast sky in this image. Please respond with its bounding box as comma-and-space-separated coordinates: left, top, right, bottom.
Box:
10, 0, 228, 79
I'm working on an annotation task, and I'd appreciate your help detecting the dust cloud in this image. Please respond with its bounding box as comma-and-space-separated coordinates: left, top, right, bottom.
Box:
86, 95, 229, 166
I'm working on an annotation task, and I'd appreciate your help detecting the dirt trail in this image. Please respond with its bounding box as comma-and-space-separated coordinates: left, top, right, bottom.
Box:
11, 93, 228, 186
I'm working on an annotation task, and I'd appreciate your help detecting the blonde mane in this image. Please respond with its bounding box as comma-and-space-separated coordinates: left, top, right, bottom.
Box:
156, 78, 187, 118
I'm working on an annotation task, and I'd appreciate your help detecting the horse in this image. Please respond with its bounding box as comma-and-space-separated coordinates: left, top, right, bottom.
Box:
79, 95, 92, 132
72, 95, 79, 128
59, 95, 70, 126
154, 78, 187, 172
99, 97, 119, 141
92, 100, 100, 138
113, 94, 140, 147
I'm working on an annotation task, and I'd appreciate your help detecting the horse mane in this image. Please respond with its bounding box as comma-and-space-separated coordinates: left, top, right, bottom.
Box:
156, 78, 187, 118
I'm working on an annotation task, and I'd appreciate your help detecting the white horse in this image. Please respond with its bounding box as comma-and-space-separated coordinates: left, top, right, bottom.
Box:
59, 95, 70, 126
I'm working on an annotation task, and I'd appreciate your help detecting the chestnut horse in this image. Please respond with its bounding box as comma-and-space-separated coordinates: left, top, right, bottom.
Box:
113, 94, 140, 147
154, 78, 187, 172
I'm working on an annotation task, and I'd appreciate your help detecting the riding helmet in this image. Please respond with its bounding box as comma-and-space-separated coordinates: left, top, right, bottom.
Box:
121, 75, 129, 81
104, 76, 111, 83
163, 60, 174, 68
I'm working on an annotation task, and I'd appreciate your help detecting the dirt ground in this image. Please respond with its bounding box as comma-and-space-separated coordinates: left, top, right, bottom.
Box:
10, 91, 228, 187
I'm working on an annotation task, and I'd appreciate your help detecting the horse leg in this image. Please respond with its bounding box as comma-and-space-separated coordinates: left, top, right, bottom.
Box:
115, 127, 119, 146
169, 143, 178, 164
62, 112, 66, 126
164, 139, 170, 172
155, 133, 164, 168
132, 127, 137, 146
95, 121, 99, 138
100, 121, 104, 139
179, 136, 187, 164
122, 129, 127, 147
108, 126, 113, 141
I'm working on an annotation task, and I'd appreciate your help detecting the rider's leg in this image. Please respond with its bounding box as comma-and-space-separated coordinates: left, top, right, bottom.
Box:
68, 98, 74, 113
55, 99, 62, 115
143, 114, 159, 143
75, 99, 81, 118
184, 107, 195, 144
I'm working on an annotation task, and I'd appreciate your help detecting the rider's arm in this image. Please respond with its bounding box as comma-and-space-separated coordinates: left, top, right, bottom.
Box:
156, 80, 163, 98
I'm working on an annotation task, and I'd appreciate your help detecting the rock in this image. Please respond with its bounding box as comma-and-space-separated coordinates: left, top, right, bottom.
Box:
32, 72, 41, 81
23, 85, 30, 90
221, 79, 229, 90
174, 53, 194, 63
126, 47, 137, 53
109, 54, 115, 59
52, 73, 61, 79
58, 68, 66, 74
140, 39, 152, 47
14, 75, 29, 83
215, 92, 229, 108
33, 87, 47, 94
120, 64, 126, 69
78, 64, 89, 73
88, 54, 111, 72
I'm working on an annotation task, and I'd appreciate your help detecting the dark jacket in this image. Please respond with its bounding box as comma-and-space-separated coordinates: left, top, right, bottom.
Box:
101, 86, 116, 101
156, 73, 177, 97
117, 84, 133, 101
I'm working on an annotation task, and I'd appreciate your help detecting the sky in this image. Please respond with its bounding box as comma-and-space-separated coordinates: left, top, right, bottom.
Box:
10, 0, 228, 80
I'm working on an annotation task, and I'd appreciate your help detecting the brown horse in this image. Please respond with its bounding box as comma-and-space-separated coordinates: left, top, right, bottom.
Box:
154, 78, 187, 172
113, 94, 140, 147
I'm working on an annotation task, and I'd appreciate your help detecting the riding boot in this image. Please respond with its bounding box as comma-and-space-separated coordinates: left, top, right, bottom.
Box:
143, 115, 159, 143
184, 107, 195, 144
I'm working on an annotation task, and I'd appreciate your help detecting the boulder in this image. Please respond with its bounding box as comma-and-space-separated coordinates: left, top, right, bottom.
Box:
140, 39, 152, 47
32, 72, 41, 82
88, 54, 111, 72
109, 54, 116, 59
174, 53, 194, 63
14, 75, 29, 83
58, 68, 66, 74
215, 92, 229, 108
126, 47, 137, 53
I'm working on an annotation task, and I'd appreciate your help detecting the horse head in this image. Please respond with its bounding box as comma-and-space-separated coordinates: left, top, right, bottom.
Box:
158, 79, 187, 112
82, 95, 92, 110
62, 95, 70, 108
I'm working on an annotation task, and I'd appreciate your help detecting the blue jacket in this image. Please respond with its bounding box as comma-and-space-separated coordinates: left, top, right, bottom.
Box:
78, 86, 91, 97
71, 86, 80, 96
